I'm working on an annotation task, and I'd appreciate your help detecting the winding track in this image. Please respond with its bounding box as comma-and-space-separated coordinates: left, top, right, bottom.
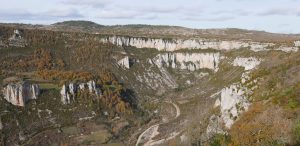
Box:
135, 100, 181, 146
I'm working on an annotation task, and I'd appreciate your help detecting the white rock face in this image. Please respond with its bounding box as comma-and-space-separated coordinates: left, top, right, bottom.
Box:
60, 85, 71, 104
206, 115, 225, 137
0, 40, 5, 47
3, 82, 40, 106
0, 118, 3, 130
60, 81, 101, 104
79, 83, 85, 90
118, 56, 130, 69
275, 46, 299, 52
152, 52, 220, 72
87, 80, 101, 95
233, 57, 261, 70
212, 56, 260, 129
69, 83, 77, 95
8, 29, 26, 47
218, 84, 250, 128
10, 30, 22, 40
294, 41, 300, 47
100, 36, 274, 51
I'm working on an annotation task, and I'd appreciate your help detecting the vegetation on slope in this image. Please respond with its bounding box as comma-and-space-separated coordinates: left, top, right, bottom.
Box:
209, 51, 300, 146
0, 26, 147, 145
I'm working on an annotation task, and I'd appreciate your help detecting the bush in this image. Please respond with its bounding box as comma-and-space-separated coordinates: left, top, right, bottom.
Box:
293, 121, 300, 145
272, 87, 300, 109
209, 134, 231, 146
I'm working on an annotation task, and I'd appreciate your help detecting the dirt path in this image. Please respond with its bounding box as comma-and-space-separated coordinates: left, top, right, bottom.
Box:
165, 100, 180, 118
135, 101, 181, 146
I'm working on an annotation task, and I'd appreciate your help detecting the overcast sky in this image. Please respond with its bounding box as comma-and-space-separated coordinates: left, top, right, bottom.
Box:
0, 0, 299, 34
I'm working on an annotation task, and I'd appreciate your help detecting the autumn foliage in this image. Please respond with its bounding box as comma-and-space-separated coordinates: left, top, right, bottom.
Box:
229, 103, 293, 145
36, 69, 132, 114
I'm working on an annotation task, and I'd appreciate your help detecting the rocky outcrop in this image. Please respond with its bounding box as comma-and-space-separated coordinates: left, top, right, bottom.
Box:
8, 30, 26, 47
2, 82, 39, 106
295, 41, 300, 47
151, 52, 220, 72
100, 36, 274, 51
118, 56, 130, 69
0, 40, 5, 48
206, 114, 225, 138
0, 118, 3, 130
275, 46, 299, 52
60, 80, 101, 104
214, 84, 250, 128
210, 56, 260, 130
233, 57, 261, 70
60, 84, 72, 104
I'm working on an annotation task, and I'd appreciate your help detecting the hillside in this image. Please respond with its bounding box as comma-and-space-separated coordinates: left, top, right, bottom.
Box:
0, 21, 300, 146
2, 20, 300, 42
48, 21, 300, 42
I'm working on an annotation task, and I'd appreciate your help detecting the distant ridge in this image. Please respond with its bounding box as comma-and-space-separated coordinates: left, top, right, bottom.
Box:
52, 20, 104, 28
0, 20, 299, 42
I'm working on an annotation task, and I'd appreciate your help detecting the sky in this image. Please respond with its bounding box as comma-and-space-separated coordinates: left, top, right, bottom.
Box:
0, 0, 300, 34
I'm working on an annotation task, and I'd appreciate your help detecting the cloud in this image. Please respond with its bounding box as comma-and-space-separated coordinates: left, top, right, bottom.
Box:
0, 8, 83, 21
118, 4, 194, 14
211, 9, 250, 16
96, 8, 140, 19
97, 9, 161, 20
41, 9, 83, 18
0, 9, 35, 20
138, 14, 159, 20
93, 3, 205, 20
257, 8, 291, 16
297, 7, 300, 16
61, 0, 110, 8
137, 5, 180, 13
183, 15, 235, 22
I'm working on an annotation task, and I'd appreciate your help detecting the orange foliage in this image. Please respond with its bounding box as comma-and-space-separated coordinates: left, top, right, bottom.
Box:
37, 70, 94, 82
34, 48, 53, 70
36, 69, 132, 114
229, 103, 293, 145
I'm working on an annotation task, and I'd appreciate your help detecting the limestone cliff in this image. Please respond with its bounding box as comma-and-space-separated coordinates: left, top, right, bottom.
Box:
60, 81, 101, 104
100, 36, 274, 51
117, 56, 130, 69
233, 57, 261, 71
215, 84, 250, 128
210, 57, 260, 131
151, 52, 220, 72
8, 29, 26, 47
295, 41, 300, 47
275, 46, 299, 52
2, 82, 39, 106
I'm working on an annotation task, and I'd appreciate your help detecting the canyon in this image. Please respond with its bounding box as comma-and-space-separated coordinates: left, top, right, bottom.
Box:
0, 22, 300, 146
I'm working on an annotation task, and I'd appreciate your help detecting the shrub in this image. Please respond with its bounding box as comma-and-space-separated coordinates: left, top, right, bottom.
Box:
209, 134, 231, 146
293, 121, 300, 145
